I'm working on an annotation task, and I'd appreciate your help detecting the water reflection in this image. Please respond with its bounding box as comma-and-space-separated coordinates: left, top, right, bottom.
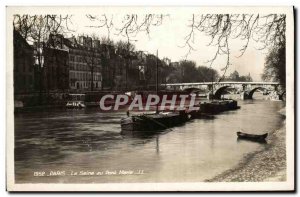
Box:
237, 138, 267, 144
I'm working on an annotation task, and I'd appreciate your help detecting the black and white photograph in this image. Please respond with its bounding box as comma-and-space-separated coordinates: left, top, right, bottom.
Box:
6, 6, 294, 191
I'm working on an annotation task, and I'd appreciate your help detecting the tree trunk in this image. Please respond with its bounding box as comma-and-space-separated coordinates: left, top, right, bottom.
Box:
125, 59, 128, 91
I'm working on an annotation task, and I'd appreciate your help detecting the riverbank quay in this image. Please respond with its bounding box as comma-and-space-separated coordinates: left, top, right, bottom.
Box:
206, 107, 286, 182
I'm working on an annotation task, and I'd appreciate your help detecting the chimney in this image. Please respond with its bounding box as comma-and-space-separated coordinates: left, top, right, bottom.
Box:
92, 39, 100, 48
86, 37, 92, 48
78, 36, 86, 46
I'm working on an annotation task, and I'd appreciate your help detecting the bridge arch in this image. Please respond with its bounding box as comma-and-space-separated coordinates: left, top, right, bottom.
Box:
213, 86, 231, 100
248, 87, 268, 99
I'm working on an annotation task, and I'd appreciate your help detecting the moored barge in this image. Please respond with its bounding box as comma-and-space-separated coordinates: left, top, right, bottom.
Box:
121, 110, 189, 132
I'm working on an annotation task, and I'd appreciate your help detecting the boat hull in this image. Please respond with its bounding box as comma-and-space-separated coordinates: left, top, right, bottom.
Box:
121, 112, 188, 132
237, 131, 268, 142
199, 100, 240, 114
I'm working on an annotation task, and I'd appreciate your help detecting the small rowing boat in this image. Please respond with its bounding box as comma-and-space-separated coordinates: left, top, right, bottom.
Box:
237, 131, 268, 142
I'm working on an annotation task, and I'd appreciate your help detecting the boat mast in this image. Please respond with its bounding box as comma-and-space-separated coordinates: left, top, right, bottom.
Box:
156, 49, 159, 114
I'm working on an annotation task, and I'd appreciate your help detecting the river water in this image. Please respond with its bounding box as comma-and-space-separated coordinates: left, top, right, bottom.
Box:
14, 94, 285, 183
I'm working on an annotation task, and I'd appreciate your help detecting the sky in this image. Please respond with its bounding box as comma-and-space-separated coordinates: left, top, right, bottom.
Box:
69, 13, 270, 81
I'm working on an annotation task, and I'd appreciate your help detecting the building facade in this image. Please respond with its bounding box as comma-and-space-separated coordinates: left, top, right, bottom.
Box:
48, 34, 102, 91
43, 47, 69, 91
13, 30, 35, 93
14, 31, 172, 94
68, 47, 102, 91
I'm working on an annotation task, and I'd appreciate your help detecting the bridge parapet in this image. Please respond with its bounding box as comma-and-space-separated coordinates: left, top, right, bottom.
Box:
164, 81, 283, 100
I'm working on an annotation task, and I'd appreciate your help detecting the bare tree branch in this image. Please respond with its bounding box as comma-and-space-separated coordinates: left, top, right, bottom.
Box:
86, 14, 168, 43
181, 13, 285, 82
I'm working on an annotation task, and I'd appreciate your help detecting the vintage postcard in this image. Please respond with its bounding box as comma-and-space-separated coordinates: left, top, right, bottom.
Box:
6, 6, 294, 191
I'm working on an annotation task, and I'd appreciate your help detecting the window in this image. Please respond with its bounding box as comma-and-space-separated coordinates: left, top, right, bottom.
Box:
29, 63, 33, 72
29, 76, 33, 85
22, 76, 26, 87
71, 55, 75, 62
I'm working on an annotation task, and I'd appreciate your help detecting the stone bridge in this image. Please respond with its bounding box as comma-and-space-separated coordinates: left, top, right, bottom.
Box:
163, 81, 284, 100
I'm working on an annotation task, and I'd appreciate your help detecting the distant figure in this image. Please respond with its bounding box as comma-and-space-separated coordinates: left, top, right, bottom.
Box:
126, 110, 130, 117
